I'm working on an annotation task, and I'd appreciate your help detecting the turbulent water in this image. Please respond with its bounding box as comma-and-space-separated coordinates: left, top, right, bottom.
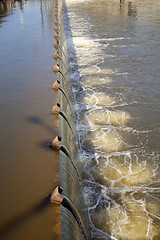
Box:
0, 1, 60, 240
63, 0, 160, 239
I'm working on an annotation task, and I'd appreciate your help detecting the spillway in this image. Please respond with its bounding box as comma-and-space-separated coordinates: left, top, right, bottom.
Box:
53, 0, 160, 239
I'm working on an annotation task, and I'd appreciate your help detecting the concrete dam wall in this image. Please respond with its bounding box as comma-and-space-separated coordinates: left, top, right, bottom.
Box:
51, 0, 90, 239
52, 0, 160, 240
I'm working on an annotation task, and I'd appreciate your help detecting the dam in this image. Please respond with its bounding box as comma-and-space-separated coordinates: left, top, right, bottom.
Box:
0, 0, 160, 239
54, 0, 160, 239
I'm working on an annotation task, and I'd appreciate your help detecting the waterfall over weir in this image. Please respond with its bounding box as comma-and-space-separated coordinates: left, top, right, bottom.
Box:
53, 0, 160, 239
52, 0, 90, 239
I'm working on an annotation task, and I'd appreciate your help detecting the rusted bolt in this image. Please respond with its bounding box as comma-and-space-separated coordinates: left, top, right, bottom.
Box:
54, 20, 58, 26
50, 136, 62, 150
55, 7, 59, 12
53, 41, 58, 50
53, 32, 59, 41
52, 51, 59, 61
50, 80, 60, 90
54, 24, 58, 32
52, 64, 59, 75
51, 103, 61, 114
50, 186, 64, 204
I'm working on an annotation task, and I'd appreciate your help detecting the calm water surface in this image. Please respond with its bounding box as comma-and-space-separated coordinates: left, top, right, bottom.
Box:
0, 0, 61, 240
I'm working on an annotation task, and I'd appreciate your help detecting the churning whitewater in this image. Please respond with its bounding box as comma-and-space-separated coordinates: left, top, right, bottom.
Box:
64, 0, 160, 239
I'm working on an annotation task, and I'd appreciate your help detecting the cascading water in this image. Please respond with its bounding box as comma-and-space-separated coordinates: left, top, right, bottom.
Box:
52, 1, 90, 239
62, 0, 160, 239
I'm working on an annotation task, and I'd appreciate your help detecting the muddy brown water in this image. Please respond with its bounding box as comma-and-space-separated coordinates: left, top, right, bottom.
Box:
0, 1, 61, 240
1, 0, 160, 240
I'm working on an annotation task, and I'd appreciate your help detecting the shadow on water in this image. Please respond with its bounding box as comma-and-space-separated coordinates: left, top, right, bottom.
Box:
120, 0, 125, 11
0, 0, 61, 239
119, 1, 137, 20
26, 116, 56, 135
0, 194, 54, 238
26, 116, 59, 150
128, 2, 137, 19
0, 114, 59, 237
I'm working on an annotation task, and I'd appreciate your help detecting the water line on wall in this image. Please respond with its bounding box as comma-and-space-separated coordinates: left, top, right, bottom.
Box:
50, 186, 88, 240
50, 136, 80, 179
51, 103, 77, 141
49, 0, 90, 238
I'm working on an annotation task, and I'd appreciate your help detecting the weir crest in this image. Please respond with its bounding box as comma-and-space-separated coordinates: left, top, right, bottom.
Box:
52, 0, 160, 239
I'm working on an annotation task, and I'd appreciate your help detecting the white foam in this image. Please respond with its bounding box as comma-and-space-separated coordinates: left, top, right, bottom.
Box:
91, 131, 126, 153
80, 66, 114, 75
73, 37, 98, 48
77, 56, 103, 65
101, 159, 153, 187
88, 111, 131, 126
84, 94, 115, 106
106, 196, 159, 240
75, 48, 101, 56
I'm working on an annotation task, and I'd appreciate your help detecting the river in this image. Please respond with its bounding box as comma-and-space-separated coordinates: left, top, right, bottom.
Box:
1, 0, 160, 239
0, 0, 61, 240
63, 0, 160, 239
